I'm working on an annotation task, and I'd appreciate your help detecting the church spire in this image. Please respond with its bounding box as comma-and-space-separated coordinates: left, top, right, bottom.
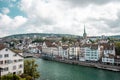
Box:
83, 25, 87, 39
84, 25, 86, 34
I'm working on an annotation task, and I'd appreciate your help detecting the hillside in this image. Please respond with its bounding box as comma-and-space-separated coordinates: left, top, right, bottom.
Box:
3, 33, 80, 39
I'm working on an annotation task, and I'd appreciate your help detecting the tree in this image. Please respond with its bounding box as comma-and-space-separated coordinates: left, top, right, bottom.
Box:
115, 42, 120, 55
1, 73, 20, 80
61, 37, 68, 42
24, 59, 40, 80
68, 38, 76, 44
32, 38, 44, 43
108, 37, 114, 43
89, 39, 95, 43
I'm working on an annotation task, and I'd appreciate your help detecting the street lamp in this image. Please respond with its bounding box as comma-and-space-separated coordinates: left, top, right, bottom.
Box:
0, 67, 3, 80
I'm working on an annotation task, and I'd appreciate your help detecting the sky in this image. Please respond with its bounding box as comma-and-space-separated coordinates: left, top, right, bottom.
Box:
0, 0, 120, 38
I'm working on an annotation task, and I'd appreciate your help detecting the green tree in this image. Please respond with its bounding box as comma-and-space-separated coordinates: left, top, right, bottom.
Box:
1, 73, 20, 80
32, 38, 44, 43
61, 37, 68, 42
24, 59, 40, 80
26, 75, 32, 80
68, 38, 76, 44
89, 39, 95, 43
115, 42, 120, 55
108, 37, 114, 43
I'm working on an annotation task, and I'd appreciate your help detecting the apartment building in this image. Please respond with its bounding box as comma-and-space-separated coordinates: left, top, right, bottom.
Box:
0, 44, 24, 76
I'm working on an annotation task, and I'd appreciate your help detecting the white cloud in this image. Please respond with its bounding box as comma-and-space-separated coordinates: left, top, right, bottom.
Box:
0, 13, 27, 37
0, 14, 12, 27
0, 14, 27, 29
11, 16, 27, 28
18, 0, 120, 36
1, 0, 120, 37
0, 30, 9, 37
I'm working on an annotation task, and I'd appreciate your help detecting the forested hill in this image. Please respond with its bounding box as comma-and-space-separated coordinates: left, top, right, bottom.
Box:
3, 33, 80, 39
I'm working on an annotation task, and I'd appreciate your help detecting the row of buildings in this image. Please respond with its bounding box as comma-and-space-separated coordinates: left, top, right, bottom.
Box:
42, 40, 117, 64
42, 27, 120, 65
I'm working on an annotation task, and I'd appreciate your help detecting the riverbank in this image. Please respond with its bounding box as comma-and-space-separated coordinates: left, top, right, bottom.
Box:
50, 58, 120, 72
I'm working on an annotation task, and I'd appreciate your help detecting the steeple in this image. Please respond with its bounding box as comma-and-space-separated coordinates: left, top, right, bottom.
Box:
83, 25, 87, 39
84, 25, 86, 34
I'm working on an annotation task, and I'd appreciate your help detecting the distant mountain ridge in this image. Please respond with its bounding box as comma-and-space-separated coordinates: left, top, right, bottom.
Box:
3, 33, 80, 39
109, 35, 120, 39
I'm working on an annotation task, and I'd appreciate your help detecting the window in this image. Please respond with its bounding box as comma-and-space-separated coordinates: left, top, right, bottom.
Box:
4, 67, 9, 71
5, 60, 10, 64
91, 57, 93, 59
13, 66, 16, 70
14, 60, 17, 63
86, 54, 90, 56
91, 54, 94, 56
18, 71, 22, 74
18, 59, 23, 62
94, 54, 97, 56
13, 54, 17, 56
0, 61, 3, 64
19, 64, 23, 68
0, 55, 2, 58
5, 48, 8, 51
4, 54, 9, 57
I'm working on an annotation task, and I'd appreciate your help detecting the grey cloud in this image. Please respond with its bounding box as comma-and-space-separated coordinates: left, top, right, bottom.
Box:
25, 16, 55, 27
105, 11, 120, 28
34, 18, 54, 25
63, 0, 120, 7
87, 14, 120, 34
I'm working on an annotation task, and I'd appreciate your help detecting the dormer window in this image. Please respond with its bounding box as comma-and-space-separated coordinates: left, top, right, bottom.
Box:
5, 48, 8, 51
13, 54, 17, 56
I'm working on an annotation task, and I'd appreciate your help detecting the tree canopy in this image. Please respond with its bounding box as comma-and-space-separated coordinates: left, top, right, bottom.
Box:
115, 42, 120, 55
1, 73, 20, 80
32, 38, 44, 43
24, 59, 40, 80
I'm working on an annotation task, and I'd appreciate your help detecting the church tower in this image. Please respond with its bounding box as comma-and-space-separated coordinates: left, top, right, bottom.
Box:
83, 25, 87, 39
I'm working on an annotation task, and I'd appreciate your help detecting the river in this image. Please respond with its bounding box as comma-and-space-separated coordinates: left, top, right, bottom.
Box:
34, 58, 120, 80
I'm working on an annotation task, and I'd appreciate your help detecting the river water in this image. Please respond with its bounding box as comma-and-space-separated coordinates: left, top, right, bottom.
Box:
35, 58, 120, 80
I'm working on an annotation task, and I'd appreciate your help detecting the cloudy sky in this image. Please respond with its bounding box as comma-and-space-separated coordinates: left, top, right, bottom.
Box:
0, 0, 120, 37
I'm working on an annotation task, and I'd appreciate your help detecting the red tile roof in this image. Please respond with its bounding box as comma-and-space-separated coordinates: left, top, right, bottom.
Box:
100, 43, 114, 50
0, 44, 6, 50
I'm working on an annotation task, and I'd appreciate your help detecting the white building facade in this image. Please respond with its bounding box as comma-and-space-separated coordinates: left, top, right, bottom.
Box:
79, 44, 101, 61
84, 47, 100, 61
102, 57, 114, 64
101, 43, 115, 64
0, 48, 24, 76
